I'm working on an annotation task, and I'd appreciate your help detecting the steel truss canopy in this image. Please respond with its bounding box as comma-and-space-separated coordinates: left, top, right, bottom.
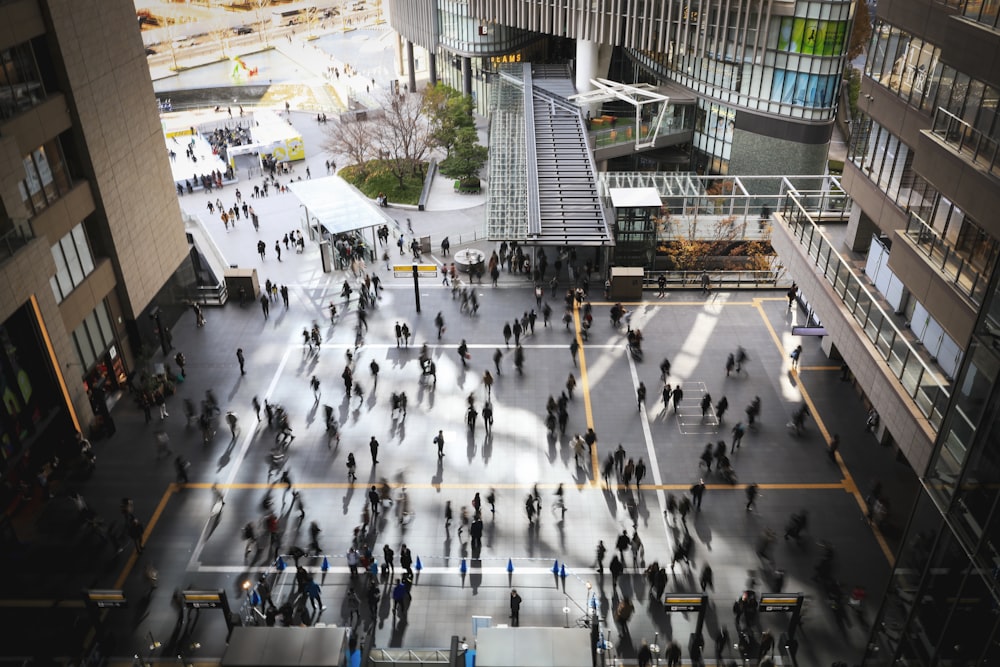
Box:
568, 78, 671, 149
486, 63, 613, 247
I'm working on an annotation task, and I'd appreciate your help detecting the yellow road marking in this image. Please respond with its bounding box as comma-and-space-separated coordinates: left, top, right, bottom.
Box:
753, 298, 895, 566
574, 301, 599, 482
114, 484, 177, 589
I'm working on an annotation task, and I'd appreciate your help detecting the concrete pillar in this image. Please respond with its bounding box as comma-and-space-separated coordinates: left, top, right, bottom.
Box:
462, 56, 472, 96
575, 39, 612, 117
576, 39, 600, 95
406, 40, 417, 93
429, 52, 438, 86
844, 206, 880, 253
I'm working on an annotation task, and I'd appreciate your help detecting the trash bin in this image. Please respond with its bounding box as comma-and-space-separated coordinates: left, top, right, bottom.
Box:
420, 235, 432, 253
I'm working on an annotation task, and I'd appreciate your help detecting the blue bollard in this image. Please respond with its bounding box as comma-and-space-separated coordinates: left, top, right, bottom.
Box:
560, 564, 567, 578
460, 558, 467, 574
507, 558, 514, 573
321, 556, 330, 572
276, 556, 286, 571
551, 559, 559, 574
415, 556, 423, 572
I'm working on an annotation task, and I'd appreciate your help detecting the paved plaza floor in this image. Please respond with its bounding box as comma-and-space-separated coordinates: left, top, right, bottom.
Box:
0, 111, 916, 667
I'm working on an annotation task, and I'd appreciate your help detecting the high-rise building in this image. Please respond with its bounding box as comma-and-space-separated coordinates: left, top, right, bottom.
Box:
0, 0, 188, 478
777, 0, 1000, 661
388, 0, 856, 175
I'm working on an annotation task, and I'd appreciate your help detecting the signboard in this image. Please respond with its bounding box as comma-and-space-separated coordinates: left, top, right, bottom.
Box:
393, 264, 437, 278
759, 594, 802, 612
663, 595, 705, 612
182, 590, 226, 609
792, 326, 827, 336
84, 590, 127, 608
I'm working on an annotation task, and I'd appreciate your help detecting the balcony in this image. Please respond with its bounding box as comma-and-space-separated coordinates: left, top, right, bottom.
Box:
0, 216, 34, 267
900, 211, 993, 307
930, 107, 1000, 178
771, 182, 946, 470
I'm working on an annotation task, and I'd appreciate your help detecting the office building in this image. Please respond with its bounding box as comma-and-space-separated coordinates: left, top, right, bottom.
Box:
772, 0, 1000, 662
0, 0, 188, 483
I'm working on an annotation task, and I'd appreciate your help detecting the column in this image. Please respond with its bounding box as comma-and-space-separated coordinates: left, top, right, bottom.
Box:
428, 53, 438, 86
575, 39, 610, 118
462, 56, 472, 97
406, 40, 417, 93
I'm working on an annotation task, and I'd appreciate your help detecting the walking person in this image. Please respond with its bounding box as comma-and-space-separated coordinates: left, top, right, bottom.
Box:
482, 401, 494, 435
596, 540, 607, 573
745, 482, 759, 511
434, 430, 445, 458
672, 385, 684, 412
790, 344, 802, 369
370, 359, 380, 389
691, 478, 706, 510
458, 340, 469, 368
236, 348, 246, 375
310, 375, 321, 402
636, 382, 646, 411
570, 338, 580, 366
731, 421, 745, 453
369, 436, 379, 466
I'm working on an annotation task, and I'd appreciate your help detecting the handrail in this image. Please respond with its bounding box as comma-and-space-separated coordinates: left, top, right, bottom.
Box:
781, 193, 950, 430
931, 106, 1000, 178
903, 210, 992, 306
0, 218, 36, 266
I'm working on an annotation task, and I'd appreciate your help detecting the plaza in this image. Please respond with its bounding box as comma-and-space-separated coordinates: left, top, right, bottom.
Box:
0, 109, 910, 666
4, 0, 998, 664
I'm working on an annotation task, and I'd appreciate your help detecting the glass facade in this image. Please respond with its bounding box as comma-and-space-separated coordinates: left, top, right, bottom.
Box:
71, 300, 116, 372
935, 0, 1000, 29
867, 19, 1000, 138
867, 275, 1000, 664
0, 39, 49, 120
663, 0, 850, 122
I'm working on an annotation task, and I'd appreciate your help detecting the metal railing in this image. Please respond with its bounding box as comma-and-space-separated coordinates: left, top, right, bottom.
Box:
931, 106, 1000, 178
0, 218, 35, 267
781, 194, 950, 431
904, 211, 992, 306
643, 270, 788, 290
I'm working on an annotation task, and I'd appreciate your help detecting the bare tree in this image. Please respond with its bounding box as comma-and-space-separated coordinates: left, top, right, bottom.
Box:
251, 0, 272, 47
371, 91, 432, 187
209, 20, 231, 59
322, 114, 378, 175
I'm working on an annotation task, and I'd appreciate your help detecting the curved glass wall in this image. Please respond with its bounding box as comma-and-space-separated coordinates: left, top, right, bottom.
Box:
634, 0, 850, 123
438, 0, 538, 55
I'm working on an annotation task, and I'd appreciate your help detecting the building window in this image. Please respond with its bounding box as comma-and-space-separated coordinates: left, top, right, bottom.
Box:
72, 301, 116, 371
49, 222, 96, 303
867, 21, 942, 109
18, 136, 72, 217
0, 40, 47, 120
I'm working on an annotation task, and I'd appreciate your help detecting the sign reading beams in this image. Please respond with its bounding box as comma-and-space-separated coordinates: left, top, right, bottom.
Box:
84, 590, 127, 608
663, 595, 705, 612
759, 594, 802, 612
394, 264, 437, 278
182, 590, 226, 609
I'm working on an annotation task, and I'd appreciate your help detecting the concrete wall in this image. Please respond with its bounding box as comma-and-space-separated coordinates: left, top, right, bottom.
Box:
728, 128, 830, 181
43, 0, 188, 319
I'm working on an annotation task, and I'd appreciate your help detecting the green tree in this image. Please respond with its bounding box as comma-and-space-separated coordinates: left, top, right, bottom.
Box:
423, 84, 474, 158
439, 126, 488, 181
